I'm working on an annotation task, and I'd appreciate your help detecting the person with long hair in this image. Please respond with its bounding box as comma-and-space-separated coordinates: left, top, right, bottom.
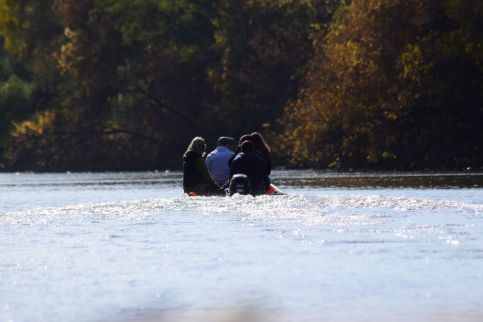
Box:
226, 132, 272, 194
229, 140, 270, 195
249, 132, 271, 173
182, 136, 220, 195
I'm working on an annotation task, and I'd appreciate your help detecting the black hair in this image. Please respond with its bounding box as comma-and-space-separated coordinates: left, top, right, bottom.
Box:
241, 140, 254, 153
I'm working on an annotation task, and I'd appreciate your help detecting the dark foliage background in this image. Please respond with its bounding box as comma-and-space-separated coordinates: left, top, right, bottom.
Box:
0, 0, 481, 171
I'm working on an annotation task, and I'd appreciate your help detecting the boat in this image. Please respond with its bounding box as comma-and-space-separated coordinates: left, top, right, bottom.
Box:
188, 174, 284, 197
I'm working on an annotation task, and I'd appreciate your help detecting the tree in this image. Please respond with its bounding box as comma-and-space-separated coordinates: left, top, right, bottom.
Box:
281, 0, 483, 169
0, 44, 35, 168
210, 0, 338, 138
2, 0, 220, 170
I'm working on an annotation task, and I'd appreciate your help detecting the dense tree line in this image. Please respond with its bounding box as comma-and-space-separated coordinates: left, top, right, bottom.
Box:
0, 0, 481, 171
281, 0, 483, 169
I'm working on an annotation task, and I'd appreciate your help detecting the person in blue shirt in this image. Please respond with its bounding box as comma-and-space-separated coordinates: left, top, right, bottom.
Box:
205, 136, 235, 186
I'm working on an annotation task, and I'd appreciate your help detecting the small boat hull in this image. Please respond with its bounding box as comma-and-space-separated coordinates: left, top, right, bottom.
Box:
187, 183, 284, 197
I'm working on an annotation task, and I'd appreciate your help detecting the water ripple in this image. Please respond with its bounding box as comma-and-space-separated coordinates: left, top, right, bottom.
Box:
2, 193, 481, 226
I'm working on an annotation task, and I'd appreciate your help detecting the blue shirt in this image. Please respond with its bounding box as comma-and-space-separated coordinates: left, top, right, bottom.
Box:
205, 146, 235, 185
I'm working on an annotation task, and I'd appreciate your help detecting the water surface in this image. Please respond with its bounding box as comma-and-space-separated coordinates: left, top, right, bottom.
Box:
1, 171, 482, 322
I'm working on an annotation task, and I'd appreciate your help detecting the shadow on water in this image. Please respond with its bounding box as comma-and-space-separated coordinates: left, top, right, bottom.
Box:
110, 306, 269, 322
272, 170, 483, 189
107, 306, 483, 322
1, 171, 482, 190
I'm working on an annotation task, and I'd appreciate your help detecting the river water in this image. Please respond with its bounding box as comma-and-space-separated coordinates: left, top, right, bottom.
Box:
1, 171, 482, 322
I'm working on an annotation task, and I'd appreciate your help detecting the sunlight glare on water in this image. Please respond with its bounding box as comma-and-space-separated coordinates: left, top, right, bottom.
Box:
1, 171, 483, 322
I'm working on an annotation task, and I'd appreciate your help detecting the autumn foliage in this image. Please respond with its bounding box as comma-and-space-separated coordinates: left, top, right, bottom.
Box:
281, 0, 482, 169
0, 0, 481, 170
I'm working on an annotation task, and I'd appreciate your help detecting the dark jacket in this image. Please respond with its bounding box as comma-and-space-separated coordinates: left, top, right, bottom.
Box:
229, 147, 271, 175
259, 151, 272, 176
230, 151, 270, 195
183, 151, 219, 195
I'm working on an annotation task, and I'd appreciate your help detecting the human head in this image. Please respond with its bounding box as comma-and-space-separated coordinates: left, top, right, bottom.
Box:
240, 140, 254, 153
249, 132, 270, 154
187, 136, 206, 154
239, 134, 251, 145
217, 136, 235, 148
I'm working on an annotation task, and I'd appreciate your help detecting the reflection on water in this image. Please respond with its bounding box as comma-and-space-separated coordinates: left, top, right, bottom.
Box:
273, 170, 483, 189
0, 171, 482, 322
1, 170, 482, 189
0, 171, 182, 188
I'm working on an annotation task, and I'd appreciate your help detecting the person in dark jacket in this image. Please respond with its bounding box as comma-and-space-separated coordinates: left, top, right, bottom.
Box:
183, 136, 220, 195
229, 140, 270, 195
227, 134, 251, 168
249, 132, 271, 173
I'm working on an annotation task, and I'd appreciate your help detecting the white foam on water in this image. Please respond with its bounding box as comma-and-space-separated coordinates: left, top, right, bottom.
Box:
1, 181, 483, 322
2, 193, 481, 226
